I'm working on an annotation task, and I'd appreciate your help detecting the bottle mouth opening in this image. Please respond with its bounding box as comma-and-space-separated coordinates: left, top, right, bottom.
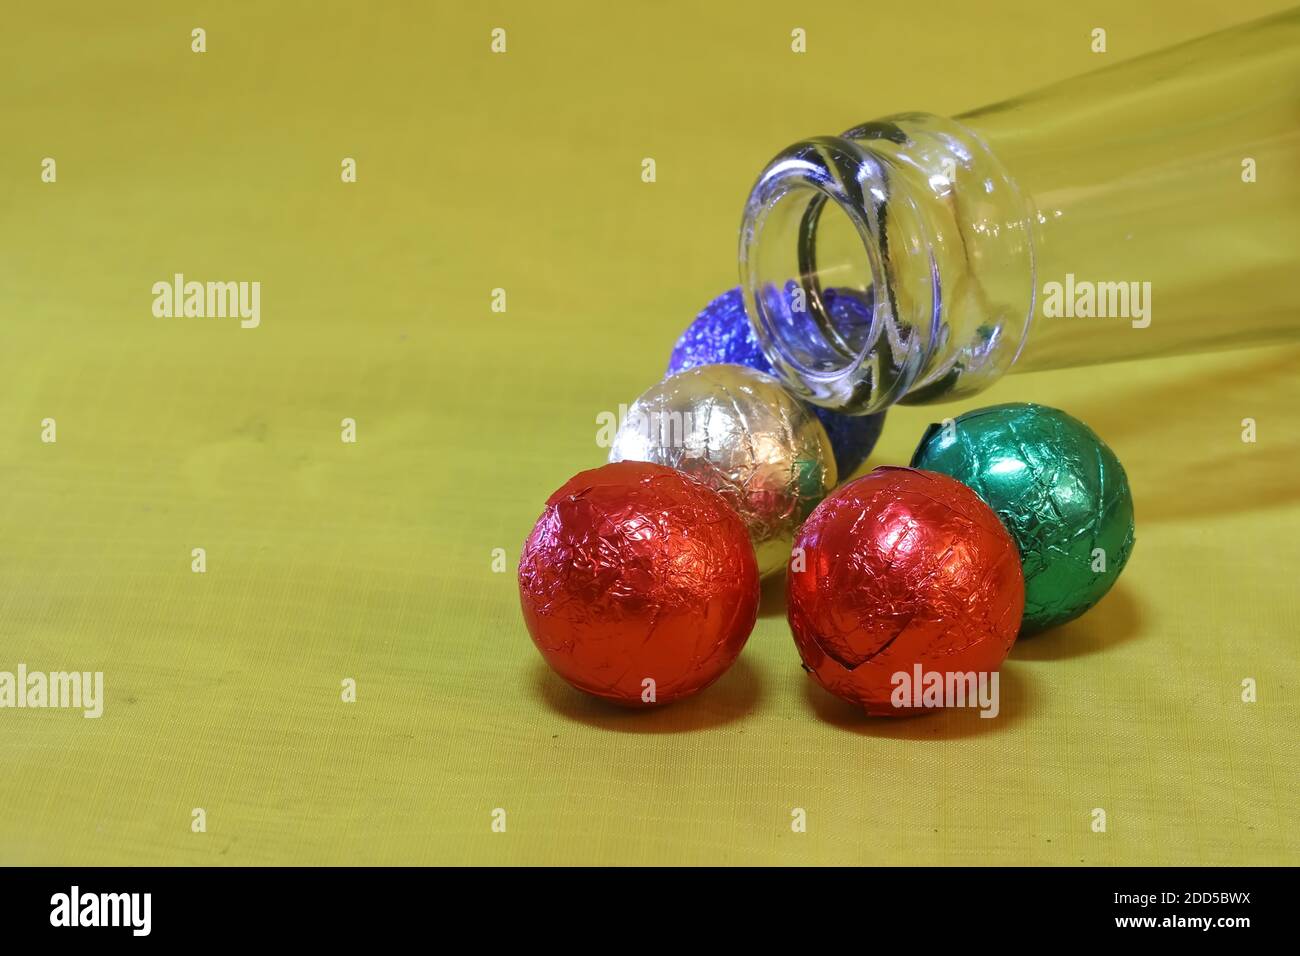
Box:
748, 177, 880, 375
739, 136, 929, 414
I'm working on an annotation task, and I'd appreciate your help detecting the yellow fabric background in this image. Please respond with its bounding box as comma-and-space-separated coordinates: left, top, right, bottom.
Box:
1, 1, 1296, 866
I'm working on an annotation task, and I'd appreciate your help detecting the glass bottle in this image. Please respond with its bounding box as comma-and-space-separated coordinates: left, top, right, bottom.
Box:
740, 8, 1300, 415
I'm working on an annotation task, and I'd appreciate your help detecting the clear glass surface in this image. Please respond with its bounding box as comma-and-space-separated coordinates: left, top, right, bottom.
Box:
740, 8, 1300, 414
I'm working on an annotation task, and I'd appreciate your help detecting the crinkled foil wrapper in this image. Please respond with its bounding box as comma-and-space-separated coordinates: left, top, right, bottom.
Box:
667, 287, 885, 478
610, 363, 836, 578
518, 461, 759, 705
910, 402, 1135, 634
787, 467, 1024, 715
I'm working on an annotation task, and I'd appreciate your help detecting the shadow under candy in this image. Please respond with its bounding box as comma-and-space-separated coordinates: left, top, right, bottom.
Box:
530, 656, 762, 734
1010, 581, 1145, 662
758, 572, 788, 619
801, 662, 1036, 740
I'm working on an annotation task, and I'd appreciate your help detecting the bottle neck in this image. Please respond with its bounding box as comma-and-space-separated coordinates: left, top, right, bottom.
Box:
741, 8, 1300, 414
740, 113, 1036, 415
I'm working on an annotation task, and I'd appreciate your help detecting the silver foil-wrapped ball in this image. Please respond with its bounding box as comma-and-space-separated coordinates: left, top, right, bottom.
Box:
609, 363, 837, 577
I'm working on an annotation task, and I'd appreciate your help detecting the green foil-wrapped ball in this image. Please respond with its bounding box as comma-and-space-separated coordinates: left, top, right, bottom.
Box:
910, 402, 1135, 634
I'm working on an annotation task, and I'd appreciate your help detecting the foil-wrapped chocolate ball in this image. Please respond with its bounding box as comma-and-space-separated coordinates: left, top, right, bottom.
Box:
609, 363, 836, 578
787, 467, 1024, 715
667, 287, 886, 478
519, 461, 759, 706
910, 403, 1135, 634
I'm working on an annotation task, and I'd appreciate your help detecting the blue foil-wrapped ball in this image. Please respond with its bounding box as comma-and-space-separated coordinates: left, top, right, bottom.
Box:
667, 288, 885, 478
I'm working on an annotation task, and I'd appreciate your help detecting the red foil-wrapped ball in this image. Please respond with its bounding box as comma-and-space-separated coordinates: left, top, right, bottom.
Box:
519, 461, 760, 706
787, 467, 1024, 715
